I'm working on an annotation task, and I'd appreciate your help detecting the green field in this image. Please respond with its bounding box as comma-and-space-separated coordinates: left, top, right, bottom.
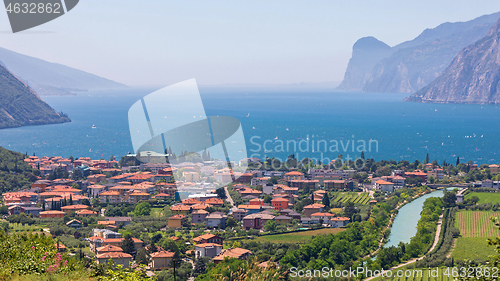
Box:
452, 236, 496, 261
453, 210, 500, 261
332, 192, 371, 205
455, 211, 499, 237
150, 207, 164, 217
252, 228, 345, 244
466, 192, 500, 204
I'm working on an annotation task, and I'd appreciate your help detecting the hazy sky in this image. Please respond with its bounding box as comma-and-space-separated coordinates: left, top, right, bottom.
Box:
0, 0, 499, 86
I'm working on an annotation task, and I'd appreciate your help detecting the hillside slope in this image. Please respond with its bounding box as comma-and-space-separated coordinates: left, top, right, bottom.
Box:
0, 64, 71, 129
406, 18, 500, 104
338, 12, 500, 94
0, 47, 126, 95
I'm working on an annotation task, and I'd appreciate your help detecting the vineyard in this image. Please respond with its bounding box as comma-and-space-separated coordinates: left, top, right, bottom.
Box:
455, 211, 499, 237
332, 192, 371, 205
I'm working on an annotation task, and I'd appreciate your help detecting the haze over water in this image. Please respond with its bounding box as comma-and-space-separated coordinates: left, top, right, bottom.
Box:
0, 88, 498, 165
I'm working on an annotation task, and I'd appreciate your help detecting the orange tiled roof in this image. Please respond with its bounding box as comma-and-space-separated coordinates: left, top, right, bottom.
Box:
284, 171, 304, 176
303, 203, 325, 209
150, 250, 175, 258
171, 204, 191, 211
169, 214, 187, 220
96, 252, 132, 259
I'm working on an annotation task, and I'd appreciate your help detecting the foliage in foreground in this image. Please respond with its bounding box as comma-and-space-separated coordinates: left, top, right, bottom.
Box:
196, 257, 287, 281
0, 231, 86, 279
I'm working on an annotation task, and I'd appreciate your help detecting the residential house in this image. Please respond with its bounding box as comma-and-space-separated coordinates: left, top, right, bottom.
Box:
168, 214, 187, 228
242, 212, 275, 230
303, 203, 324, 217
271, 197, 289, 211
76, 209, 97, 217
96, 245, 124, 255
105, 217, 132, 226
206, 212, 227, 228
374, 180, 395, 193
7, 206, 42, 216
213, 248, 252, 264
88, 185, 106, 197
96, 252, 133, 268
102, 237, 143, 252
284, 171, 305, 181
99, 191, 121, 204
235, 172, 254, 183
238, 204, 262, 215
489, 164, 499, 174
249, 198, 264, 206
171, 204, 192, 215
274, 215, 292, 224
195, 243, 223, 258
482, 180, 500, 189
193, 234, 224, 245
232, 209, 247, 221
310, 212, 335, 224
329, 217, 350, 228
250, 177, 270, 187
66, 219, 83, 229
192, 210, 209, 224
61, 204, 89, 215
40, 210, 65, 218
150, 251, 175, 270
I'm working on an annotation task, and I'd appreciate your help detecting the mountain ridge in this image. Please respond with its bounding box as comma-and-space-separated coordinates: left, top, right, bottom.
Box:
0, 46, 127, 96
338, 11, 500, 94
405, 18, 500, 104
0, 63, 71, 129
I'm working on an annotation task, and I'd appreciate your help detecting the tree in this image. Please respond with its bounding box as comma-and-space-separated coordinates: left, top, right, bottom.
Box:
121, 234, 135, 255
135, 247, 149, 265
343, 202, 358, 220
215, 187, 226, 200
425, 153, 430, 164
360, 151, 365, 160
264, 220, 277, 232
456, 156, 460, 167
134, 202, 151, 216
322, 192, 330, 208
442, 192, 457, 207
192, 257, 211, 277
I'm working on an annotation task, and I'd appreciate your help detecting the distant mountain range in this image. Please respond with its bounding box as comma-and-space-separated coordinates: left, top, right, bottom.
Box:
406, 18, 500, 104
0, 47, 126, 95
0, 63, 70, 129
338, 12, 500, 95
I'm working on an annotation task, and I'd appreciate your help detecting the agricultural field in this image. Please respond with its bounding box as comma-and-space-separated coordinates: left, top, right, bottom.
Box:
465, 192, 500, 204
452, 236, 495, 261
150, 207, 164, 217
453, 211, 500, 261
9, 222, 41, 232
251, 228, 345, 244
332, 192, 371, 205
455, 211, 499, 237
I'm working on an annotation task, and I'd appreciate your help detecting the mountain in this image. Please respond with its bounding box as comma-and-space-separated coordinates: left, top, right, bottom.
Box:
339, 12, 500, 93
0, 47, 126, 95
337, 37, 392, 91
0, 63, 71, 129
406, 18, 500, 104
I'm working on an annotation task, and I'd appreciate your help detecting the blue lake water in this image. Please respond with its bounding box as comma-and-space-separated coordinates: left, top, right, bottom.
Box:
0, 87, 498, 164
384, 190, 445, 248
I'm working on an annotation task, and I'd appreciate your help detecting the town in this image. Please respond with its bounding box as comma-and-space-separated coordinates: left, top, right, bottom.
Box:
1, 148, 500, 280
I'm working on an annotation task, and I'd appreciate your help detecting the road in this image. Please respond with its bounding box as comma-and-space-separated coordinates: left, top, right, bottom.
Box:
224, 186, 237, 212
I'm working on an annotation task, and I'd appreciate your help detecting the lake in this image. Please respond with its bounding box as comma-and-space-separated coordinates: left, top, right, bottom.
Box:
0, 87, 498, 164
